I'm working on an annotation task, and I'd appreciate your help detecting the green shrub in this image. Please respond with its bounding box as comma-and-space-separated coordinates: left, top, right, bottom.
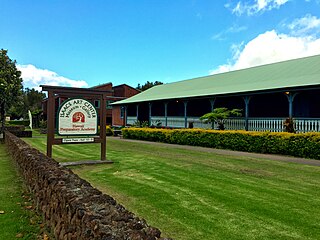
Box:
122, 128, 320, 160
39, 120, 47, 129
106, 126, 114, 136
97, 125, 114, 136
6, 120, 30, 126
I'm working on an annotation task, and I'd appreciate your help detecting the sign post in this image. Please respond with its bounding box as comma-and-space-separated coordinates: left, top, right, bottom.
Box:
41, 85, 111, 161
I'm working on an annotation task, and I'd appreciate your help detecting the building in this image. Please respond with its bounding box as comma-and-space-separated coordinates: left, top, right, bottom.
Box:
42, 83, 139, 126
91, 83, 140, 126
113, 54, 320, 132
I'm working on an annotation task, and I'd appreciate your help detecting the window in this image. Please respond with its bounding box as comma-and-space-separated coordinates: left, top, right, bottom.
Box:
120, 107, 125, 119
106, 100, 114, 109
94, 100, 100, 108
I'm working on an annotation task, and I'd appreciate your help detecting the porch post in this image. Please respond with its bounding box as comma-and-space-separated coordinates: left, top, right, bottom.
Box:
100, 94, 107, 160
209, 98, 216, 129
243, 96, 251, 131
136, 104, 139, 122
184, 101, 188, 128
46, 90, 55, 158
164, 102, 168, 127
285, 92, 298, 118
209, 98, 216, 112
149, 102, 152, 126
124, 105, 128, 126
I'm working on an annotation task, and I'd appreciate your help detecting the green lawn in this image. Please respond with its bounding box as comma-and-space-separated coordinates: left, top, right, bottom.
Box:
23, 133, 320, 240
0, 143, 41, 240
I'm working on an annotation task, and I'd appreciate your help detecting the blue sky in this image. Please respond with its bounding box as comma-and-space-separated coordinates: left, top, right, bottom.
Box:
1, 0, 320, 91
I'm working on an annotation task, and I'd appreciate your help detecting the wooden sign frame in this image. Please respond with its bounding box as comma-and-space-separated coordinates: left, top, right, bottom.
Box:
41, 85, 111, 161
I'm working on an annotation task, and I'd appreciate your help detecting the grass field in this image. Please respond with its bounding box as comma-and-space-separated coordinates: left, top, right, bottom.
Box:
0, 143, 41, 240
23, 133, 320, 240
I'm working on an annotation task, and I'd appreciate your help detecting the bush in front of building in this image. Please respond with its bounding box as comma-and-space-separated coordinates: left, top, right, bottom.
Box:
122, 128, 320, 160
6, 120, 30, 126
97, 125, 114, 136
106, 125, 114, 136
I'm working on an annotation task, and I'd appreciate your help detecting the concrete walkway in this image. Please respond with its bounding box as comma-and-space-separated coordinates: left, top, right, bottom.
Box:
108, 137, 320, 167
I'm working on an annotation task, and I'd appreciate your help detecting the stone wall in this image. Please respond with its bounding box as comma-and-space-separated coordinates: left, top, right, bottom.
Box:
5, 131, 170, 240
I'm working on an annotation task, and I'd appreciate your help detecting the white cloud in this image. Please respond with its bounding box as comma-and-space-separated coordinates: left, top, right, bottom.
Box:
288, 14, 320, 36
210, 15, 320, 74
17, 64, 88, 91
212, 24, 247, 40
210, 21, 320, 74
228, 0, 289, 16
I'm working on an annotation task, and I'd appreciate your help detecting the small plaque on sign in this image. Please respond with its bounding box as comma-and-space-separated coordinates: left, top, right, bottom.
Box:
62, 138, 94, 143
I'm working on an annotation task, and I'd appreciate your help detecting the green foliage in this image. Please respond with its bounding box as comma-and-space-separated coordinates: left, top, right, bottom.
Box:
97, 125, 114, 136
200, 107, 242, 130
136, 81, 163, 91
122, 128, 320, 160
0, 49, 23, 133
283, 118, 296, 133
6, 120, 30, 126
106, 125, 114, 136
132, 120, 149, 128
39, 120, 47, 129
8, 88, 45, 127
0, 144, 41, 239
151, 119, 162, 127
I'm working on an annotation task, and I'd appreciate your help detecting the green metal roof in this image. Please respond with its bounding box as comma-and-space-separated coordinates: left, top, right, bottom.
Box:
113, 54, 320, 105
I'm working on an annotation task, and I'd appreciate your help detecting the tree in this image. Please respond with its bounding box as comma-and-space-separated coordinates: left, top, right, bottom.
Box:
8, 88, 46, 126
137, 81, 163, 91
200, 107, 242, 130
0, 49, 23, 133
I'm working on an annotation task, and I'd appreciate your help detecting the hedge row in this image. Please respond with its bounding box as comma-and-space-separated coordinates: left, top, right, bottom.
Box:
122, 128, 320, 160
7, 120, 30, 126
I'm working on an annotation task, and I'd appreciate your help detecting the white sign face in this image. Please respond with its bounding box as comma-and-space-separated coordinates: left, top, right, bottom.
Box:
58, 98, 98, 136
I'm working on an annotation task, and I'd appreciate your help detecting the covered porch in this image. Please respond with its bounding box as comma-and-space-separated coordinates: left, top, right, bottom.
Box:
124, 88, 320, 133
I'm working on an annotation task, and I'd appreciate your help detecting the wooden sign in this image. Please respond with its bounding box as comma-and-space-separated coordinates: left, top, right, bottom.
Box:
41, 85, 110, 161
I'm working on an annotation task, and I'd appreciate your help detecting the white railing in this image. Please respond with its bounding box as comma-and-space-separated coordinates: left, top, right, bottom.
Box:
248, 118, 284, 132
186, 117, 210, 129
130, 116, 320, 133
166, 116, 185, 128
224, 118, 246, 130
127, 116, 137, 125
294, 118, 320, 133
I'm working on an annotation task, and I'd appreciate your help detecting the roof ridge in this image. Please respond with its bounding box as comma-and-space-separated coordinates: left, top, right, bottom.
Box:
163, 54, 320, 86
